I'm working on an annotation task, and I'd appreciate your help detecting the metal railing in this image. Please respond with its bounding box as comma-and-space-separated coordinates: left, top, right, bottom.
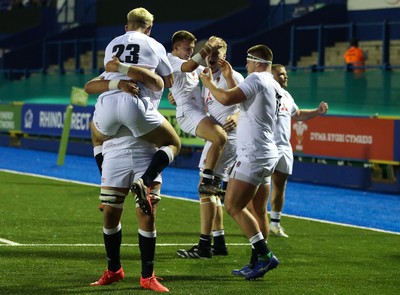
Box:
290, 20, 400, 70
2, 20, 400, 80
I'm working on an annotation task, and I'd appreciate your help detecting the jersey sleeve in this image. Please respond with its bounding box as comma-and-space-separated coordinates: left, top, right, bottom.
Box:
104, 37, 120, 66
283, 90, 299, 116
233, 70, 245, 84
99, 71, 107, 78
290, 100, 299, 116
238, 73, 262, 100
152, 42, 173, 77
168, 54, 185, 74
195, 65, 205, 76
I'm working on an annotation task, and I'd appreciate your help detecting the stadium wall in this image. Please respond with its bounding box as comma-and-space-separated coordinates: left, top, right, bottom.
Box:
1, 70, 399, 117
2, 2, 400, 71
0, 76, 399, 194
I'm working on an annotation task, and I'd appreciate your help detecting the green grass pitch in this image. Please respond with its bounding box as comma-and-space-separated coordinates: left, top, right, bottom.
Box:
0, 171, 399, 294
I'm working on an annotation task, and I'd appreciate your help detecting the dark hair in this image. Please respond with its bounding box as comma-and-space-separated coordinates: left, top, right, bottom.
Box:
247, 44, 273, 63
350, 37, 359, 47
272, 64, 285, 72
171, 30, 197, 46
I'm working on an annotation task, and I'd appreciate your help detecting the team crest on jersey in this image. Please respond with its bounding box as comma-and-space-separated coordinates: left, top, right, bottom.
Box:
191, 72, 199, 81
236, 161, 241, 167
280, 101, 289, 112
216, 76, 220, 83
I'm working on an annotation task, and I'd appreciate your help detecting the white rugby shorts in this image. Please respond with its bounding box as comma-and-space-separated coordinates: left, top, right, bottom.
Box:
93, 92, 164, 138
101, 149, 162, 188
275, 148, 294, 175
230, 155, 278, 187
177, 108, 208, 137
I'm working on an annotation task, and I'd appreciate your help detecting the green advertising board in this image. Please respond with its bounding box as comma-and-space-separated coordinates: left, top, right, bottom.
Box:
159, 108, 205, 147
0, 103, 22, 131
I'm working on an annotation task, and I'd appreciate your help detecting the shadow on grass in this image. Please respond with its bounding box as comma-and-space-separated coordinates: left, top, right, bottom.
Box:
160, 231, 247, 239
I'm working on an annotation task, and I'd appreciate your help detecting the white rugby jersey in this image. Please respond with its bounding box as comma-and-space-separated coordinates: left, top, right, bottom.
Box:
201, 68, 244, 139
98, 31, 170, 155
274, 89, 299, 151
237, 71, 283, 159
102, 31, 172, 97
167, 53, 205, 116
102, 125, 156, 155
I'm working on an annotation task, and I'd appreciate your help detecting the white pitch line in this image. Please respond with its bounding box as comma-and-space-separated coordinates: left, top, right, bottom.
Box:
0, 243, 250, 247
282, 213, 400, 235
1, 169, 400, 236
0, 238, 21, 245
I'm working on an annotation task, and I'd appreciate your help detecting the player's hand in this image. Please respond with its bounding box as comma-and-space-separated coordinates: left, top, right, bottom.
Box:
222, 113, 238, 132
119, 80, 140, 96
105, 56, 120, 73
199, 67, 214, 87
167, 91, 177, 106
206, 38, 222, 52
219, 59, 233, 78
318, 101, 328, 115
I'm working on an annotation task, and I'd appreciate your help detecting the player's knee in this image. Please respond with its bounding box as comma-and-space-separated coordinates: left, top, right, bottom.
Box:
171, 137, 181, 155
161, 120, 181, 154
175, 140, 182, 155
99, 189, 126, 209
215, 130, 228, 146
224, 200, 240, 217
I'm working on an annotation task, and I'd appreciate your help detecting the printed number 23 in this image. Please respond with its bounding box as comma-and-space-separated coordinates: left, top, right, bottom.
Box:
112, 44, 140, 64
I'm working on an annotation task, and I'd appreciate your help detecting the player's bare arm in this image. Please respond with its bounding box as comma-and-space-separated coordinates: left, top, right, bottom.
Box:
106, 56, 164, 92
167, 91, 177, 106
219, 59, 237, 89
200, 67, 245, 106
182, 39, 222, 72
294, 101, 329, 121
84, 76, 140, 97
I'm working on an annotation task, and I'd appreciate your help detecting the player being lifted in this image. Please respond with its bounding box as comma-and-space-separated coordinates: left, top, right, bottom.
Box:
167, 30, 227, 195
90, 7, 180, 216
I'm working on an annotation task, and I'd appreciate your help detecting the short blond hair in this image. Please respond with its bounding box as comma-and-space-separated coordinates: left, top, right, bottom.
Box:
127, 7, 154, 29
208, 36, 228, 55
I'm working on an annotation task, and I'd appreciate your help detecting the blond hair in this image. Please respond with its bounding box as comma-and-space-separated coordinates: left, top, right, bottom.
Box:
208, 36, 228, 55
127, 7, 154, 30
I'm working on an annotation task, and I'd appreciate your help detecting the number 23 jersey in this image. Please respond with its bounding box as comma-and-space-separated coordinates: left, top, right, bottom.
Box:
103, 31, 173, 81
